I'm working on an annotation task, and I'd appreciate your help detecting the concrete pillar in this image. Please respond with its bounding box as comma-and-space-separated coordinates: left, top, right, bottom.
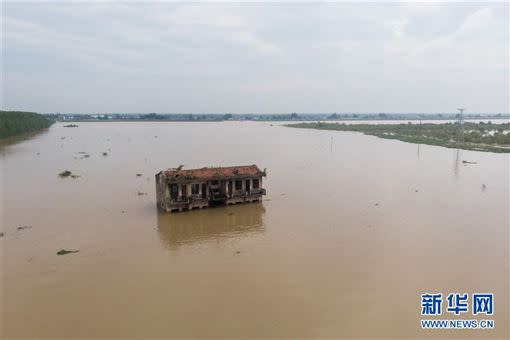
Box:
177, 184, 182, 199
164, 184, 170, 206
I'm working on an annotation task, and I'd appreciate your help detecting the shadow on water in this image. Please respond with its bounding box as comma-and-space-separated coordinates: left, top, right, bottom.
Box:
0, 128, 51, 154
157, 202, 266, 249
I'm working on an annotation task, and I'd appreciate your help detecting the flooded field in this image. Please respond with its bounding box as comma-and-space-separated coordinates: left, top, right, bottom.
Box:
1, 122, 508, 338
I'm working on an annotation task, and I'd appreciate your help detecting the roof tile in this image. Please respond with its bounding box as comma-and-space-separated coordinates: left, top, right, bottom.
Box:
162, 165, 264, 182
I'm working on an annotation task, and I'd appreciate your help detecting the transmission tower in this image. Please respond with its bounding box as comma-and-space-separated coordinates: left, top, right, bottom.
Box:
456, 108, 465, 144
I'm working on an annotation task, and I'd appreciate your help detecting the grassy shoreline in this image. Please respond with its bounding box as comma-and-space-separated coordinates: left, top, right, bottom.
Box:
0, 111, 55, 139
286, 122, 510, 153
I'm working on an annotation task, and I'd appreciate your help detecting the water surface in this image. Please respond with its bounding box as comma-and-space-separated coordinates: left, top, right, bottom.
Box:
1, 122, 508, 338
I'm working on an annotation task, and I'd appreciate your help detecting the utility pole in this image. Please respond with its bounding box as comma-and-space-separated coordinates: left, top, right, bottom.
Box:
456, 108, 465, 144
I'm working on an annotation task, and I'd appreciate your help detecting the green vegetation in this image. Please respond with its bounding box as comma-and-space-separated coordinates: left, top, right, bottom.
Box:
286, 121, 510, 153
48, 112, 510, 122
58, 170, 80, 178
57, 249, 79, 255
0, 110, 54, 139
58, 170, 72, 178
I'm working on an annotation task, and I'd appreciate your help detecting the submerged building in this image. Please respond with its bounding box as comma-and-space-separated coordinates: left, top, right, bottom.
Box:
155, 165, 266, 212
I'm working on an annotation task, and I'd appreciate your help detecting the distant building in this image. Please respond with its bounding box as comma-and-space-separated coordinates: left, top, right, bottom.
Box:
155, 165, 266, 212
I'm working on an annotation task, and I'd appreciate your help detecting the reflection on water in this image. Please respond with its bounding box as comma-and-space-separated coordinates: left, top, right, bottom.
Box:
157, 203, 265, 249
0, 128, 51, 155
330, 136, 333, 156
453, 148, 462, 177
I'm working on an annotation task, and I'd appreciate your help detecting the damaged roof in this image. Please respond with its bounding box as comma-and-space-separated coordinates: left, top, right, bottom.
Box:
161, 164, 265, 182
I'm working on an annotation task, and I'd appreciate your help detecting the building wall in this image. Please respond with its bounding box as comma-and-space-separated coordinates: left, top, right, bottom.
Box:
156, 174, 265, 211
155, 172, 170, 209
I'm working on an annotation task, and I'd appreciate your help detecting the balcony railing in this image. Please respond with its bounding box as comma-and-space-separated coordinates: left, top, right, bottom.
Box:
167, 197, 188, 205
211, 191, 227, 200
168, 188, 265, 204
233, 189, 244, 197
249, 188, 265, 195
230, 188, 266, 197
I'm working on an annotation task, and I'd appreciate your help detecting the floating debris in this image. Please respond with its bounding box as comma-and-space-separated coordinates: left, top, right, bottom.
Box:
102, 152, 108, 156
57, 249, 79, 256
137, 191, 147, 196
415, 189, 419, 192
70, 174, 80, 178
462, 160, 477, 164
482, 184, 487, 191
0, 232, 4, 237
235, 251, 241, 254
17, 225, 32, 231
63, 124, 79, 128
136, 173, 143, 177
83, 154, 90, 158
375, 203, 379, 206
58, 170, 73, 178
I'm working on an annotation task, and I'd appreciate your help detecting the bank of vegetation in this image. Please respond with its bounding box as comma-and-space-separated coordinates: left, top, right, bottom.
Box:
49, 112, 509, 122
0, 111, 55, 139
286, 121, 510, 153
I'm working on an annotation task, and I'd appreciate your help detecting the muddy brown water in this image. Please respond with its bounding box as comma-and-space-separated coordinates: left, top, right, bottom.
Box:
1, 122, 508, 338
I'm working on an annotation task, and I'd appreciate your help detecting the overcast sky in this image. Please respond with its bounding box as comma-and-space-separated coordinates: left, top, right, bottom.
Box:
1, 1, 508, 113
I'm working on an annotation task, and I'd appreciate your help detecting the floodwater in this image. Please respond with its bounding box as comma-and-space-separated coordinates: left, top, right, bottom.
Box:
1, 122, 508, 338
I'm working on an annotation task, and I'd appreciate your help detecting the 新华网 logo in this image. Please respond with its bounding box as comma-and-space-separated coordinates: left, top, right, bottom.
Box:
420, 293, 494, 329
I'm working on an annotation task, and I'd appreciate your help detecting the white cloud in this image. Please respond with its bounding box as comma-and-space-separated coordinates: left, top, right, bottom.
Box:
407, 6, 508, 70
2, 1, 508, 113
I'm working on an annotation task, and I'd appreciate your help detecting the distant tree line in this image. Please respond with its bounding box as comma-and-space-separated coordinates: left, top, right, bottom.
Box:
0, 110, 55, 139
287, 121, 510, 153
50, 112, 510, 122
